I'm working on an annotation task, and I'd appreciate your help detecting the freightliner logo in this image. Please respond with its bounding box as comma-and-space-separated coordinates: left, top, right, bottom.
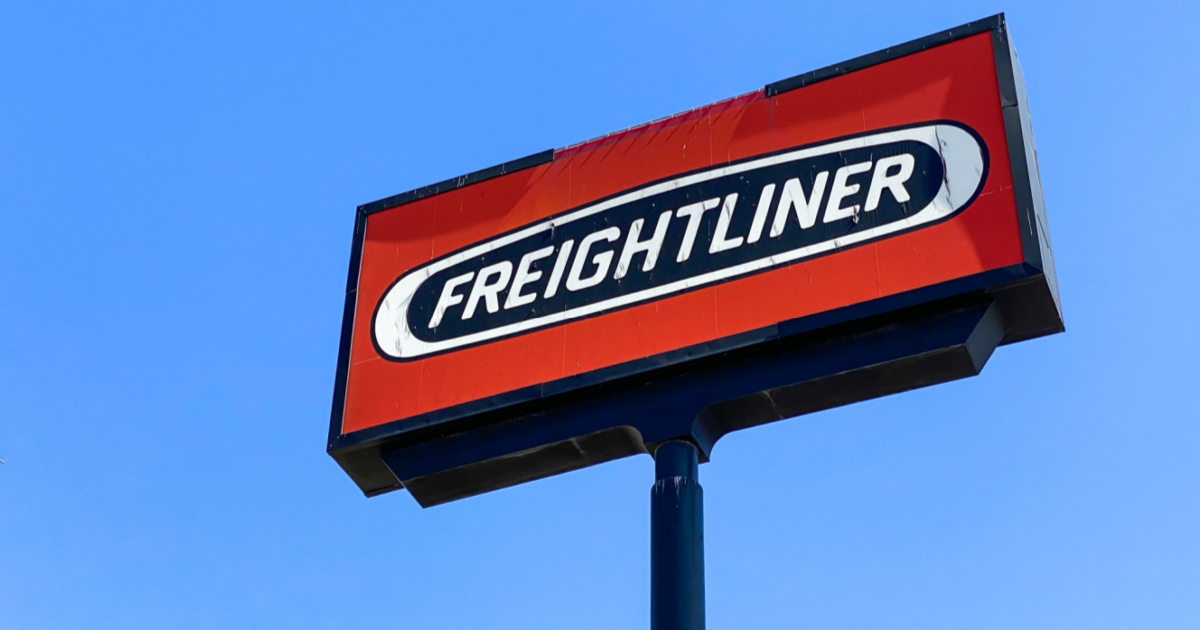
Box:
372, 122, 988, 360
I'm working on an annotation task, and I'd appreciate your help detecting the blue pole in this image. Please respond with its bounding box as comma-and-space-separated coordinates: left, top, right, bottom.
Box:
651, 440, 705, 630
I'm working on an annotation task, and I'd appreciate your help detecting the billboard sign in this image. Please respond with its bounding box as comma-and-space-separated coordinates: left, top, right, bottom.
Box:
329, 15, 1062, 507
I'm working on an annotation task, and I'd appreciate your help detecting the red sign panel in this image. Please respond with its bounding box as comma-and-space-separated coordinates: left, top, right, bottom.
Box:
329, 15, 1061, 505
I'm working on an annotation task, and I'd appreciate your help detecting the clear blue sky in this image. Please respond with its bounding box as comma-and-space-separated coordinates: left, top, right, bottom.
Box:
1, 2, 1196, 628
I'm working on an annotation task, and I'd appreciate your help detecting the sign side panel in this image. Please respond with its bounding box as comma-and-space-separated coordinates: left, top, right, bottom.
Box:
1008, 36, 1062, 317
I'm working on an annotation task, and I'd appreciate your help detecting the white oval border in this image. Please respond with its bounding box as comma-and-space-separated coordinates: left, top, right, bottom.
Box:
373, 123, 986, 360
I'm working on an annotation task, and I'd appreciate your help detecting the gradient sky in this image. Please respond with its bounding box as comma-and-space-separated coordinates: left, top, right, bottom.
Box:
2, 2, 1197, 629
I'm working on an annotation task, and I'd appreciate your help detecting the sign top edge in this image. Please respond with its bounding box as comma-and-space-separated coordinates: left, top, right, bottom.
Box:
355, 13, 1006, 217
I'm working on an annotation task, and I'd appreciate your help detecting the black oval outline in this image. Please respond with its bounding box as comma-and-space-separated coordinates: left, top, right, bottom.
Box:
369, 119, 990, 362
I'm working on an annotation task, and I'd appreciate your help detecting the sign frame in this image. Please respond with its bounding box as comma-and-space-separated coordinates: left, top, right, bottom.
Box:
328, 13, 1062, 506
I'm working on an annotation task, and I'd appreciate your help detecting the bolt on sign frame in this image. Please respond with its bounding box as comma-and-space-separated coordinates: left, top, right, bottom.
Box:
329, 14, 1062, 508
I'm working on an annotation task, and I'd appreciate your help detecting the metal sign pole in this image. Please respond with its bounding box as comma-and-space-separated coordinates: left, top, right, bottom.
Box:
650, 440, 705, 630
